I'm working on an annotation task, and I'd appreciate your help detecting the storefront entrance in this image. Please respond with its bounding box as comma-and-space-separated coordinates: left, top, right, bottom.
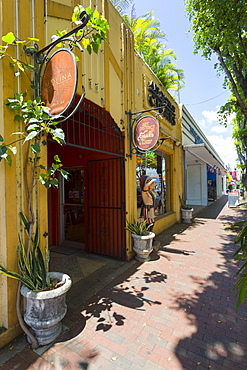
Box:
88, 158, 125, 258
48, 98, 126, 259
62, 167, 85, 245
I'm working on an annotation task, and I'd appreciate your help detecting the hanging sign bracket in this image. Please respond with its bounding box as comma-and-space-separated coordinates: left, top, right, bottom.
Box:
125, 105, 170, 159
25, 11, 90, 120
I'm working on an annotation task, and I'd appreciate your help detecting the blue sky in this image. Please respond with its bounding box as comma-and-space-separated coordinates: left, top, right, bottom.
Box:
126, 0, 237, 170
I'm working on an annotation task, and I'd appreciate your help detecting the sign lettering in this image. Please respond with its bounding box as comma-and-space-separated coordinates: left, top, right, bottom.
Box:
134, 116, 159, 151
41, 49, 78, 116
147, 81, 176, 125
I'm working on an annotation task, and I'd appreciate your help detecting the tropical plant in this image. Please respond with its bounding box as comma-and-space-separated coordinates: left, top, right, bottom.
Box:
123, 9, 184, 92
185, 0, 247, 187
0, 5, 109, 348
233, 218, 247, 308
179, 194, 192, 210
0, 213, 51, 292
125, 219, 152, 236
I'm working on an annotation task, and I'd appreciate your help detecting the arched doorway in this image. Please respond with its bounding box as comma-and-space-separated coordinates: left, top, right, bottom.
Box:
48, 98, 126, 259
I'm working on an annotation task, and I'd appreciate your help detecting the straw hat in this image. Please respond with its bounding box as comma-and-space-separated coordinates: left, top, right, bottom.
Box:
140, 175, 156, 191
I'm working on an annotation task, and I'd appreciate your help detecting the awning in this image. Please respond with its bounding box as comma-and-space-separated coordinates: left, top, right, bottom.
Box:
183, 143, 226, 172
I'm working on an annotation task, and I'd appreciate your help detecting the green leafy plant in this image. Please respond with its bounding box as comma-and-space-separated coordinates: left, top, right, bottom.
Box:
122, 9, 184, 92
0, 5, 109, 348
72, 5, 109, 54
0, 31, 38, 77
179, 194, 192, 210
1, 92, 69, 188
0, 5, 109, 284
125, 219, 153, 236
185, 0, 247, 190
233, 218, 247, 308
0, 213, 51, 292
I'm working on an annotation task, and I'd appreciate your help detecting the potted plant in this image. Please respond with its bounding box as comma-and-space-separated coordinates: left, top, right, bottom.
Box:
0, 5, 109, 348
0, 213, 72, 346
179, 195, 193, 223
126, 220, 155, 261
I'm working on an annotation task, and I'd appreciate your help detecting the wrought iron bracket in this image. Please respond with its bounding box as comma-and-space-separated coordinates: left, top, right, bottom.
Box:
125, 105, 170, 159
25, 10, 90, 121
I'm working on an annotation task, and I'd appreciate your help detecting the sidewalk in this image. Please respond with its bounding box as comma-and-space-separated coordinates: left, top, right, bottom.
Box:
1, 195, 247, 369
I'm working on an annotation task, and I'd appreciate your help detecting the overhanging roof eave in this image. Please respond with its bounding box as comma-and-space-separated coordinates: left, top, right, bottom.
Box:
183, 143, 226, 172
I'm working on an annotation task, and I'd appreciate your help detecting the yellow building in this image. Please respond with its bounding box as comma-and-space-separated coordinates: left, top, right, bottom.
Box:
0, 0, 183, 348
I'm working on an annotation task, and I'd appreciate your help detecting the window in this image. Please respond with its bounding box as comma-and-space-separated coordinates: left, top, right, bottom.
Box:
136, 151, 172, 218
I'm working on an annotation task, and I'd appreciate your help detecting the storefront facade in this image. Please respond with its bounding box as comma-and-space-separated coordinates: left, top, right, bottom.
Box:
181, 105, 226, 206
0, 0, 183, 347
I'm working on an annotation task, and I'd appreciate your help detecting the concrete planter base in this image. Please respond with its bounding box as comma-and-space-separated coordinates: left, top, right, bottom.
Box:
21, 272, 72, 346
132, 232, 155, 262
181, 208, 194, 223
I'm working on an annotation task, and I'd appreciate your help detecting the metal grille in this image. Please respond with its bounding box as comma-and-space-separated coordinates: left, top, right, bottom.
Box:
88, 158, 126, 259
59, 98, 124, 156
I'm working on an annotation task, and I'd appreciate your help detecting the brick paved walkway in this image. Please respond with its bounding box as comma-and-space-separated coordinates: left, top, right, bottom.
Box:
1, 196, 247, 369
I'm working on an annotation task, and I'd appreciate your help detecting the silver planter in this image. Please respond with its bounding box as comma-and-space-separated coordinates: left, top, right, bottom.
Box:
21, 272, 72, 346
181, 208, 194, 223
132, 232, 155, 262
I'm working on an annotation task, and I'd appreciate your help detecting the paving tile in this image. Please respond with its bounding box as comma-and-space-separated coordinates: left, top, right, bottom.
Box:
121, 338, 142, 354
108, 354, 132, 370
125, 350, 147, 367
1, 354, 30, 370
31, 356, 55, 369
128, 364, 145, 370
139, 346, 162, 364
2, 198, 247, 370
90, 354, 118, 369
102, 331, 125, 345
144, 359, 169, 370
17, 347, 39, 364
47, 352, 69, 369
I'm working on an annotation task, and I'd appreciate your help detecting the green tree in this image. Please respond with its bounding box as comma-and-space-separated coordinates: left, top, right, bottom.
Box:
123, 8, 184, 92
185, 0, 247, 307
185, 0, 247, 185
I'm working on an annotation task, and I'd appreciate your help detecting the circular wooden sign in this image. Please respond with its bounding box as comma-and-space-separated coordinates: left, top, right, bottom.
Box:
41, 49, 78, 116
134, 116, 159, 151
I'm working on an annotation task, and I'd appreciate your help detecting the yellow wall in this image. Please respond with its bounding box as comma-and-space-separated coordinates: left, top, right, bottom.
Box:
0, 0, 49, 348
0, 0, 183, 346
120, 33, 183, 258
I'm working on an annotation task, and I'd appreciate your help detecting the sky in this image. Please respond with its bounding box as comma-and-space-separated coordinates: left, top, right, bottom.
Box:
126, 0, 237, 170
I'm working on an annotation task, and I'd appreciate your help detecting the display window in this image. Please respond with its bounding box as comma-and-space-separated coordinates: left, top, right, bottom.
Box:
136, 151, 172, 218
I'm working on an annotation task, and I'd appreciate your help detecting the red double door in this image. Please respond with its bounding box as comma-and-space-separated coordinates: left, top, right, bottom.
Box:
87, 158, 126, 259
49, 155, 126, 260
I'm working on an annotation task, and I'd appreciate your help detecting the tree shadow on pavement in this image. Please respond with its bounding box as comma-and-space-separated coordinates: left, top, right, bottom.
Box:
170, 224, 247, 369
61, 267, 166, 343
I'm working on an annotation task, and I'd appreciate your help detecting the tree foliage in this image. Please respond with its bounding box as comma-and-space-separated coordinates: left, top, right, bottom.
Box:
186, 0, 247, 307
123, 8, 184, 92
233, 218, 247, 308
185, 0, 247, 177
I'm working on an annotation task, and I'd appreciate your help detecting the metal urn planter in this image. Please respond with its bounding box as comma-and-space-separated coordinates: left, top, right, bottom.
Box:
21, 272, 72, 346
132, 232, 155, 262
181, 208, 194, 223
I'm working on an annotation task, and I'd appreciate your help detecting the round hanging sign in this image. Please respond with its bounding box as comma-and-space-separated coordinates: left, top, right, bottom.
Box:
41, 49, 78, 116
134, 115, 159, 151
